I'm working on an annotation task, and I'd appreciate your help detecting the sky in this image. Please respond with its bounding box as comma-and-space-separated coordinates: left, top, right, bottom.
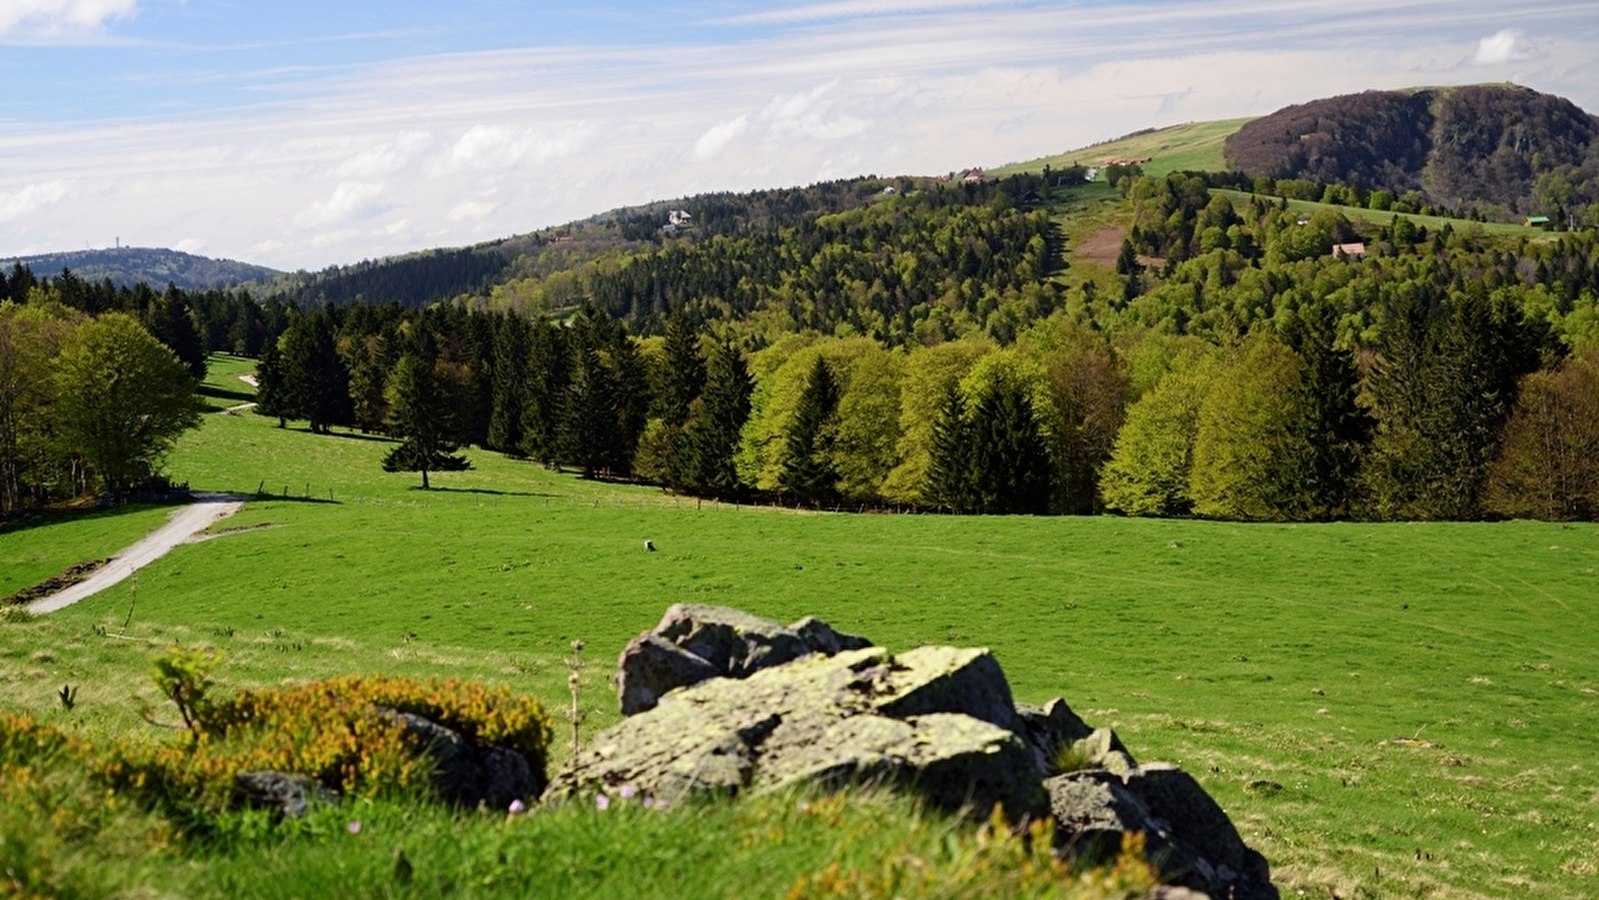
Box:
2, 0, 1597, 272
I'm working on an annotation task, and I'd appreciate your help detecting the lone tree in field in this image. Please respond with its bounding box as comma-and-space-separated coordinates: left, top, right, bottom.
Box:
382, 353, 470, 489
51, 313, 205, 499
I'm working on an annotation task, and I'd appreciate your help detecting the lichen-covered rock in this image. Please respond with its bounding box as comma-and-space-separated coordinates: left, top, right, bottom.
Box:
615, 604, 873, 715
617, 633, 723, 716
551, 646, 1048, 820
1017, 697, 1093, 771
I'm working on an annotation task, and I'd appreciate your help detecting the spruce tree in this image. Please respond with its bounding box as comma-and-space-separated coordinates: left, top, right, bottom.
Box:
557, 313, 620, 478
487, 314, 531, 455
254, 337, 290, 428
656, 308, 705, 428
381, 353, 470, 490
520, 318, 569, 465
682, 340, 752, 495
969, 379, 1051, 514
1283, 303, 1373, 519
925, 382, 975, 512
778, 355, 840, 502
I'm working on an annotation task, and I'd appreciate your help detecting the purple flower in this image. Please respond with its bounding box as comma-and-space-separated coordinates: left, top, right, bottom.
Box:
508, 799, 526, 815
346, 821, 362, 834
643, 797, 656, 809
618, 784, 636, 800
595, 794, 611, 811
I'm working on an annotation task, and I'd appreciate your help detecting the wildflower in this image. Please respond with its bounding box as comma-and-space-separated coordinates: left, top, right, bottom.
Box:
643, 797, 657, 809
595, 793, 610, 811
508, 799, 526, 815
347, 821, 362, 834
618, 784, 636, 800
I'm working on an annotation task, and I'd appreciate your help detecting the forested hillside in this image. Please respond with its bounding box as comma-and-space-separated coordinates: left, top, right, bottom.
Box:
14, 164, 1598, 522
1225, 85, 1599, 224
2, 247, 281, 291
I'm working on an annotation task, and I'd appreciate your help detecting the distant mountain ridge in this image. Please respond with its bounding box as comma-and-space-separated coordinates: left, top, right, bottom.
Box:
1224, 84, 1599, 219
1, 247, 282, 292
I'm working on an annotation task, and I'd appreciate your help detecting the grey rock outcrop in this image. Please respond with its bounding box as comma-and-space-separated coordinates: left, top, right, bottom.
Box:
583, 605, 1277, 900
617, 604, 871, 715
234, 771, 331, 819
553, 645, 1048, 820
1048, 764, 1275, 900
388, 710, 541, 810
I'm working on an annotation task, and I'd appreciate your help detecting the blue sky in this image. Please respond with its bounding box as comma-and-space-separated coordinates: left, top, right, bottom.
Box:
3, 0, 1597, 270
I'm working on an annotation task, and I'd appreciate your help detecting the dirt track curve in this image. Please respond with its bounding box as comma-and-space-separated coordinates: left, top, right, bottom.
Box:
26, 494, 247, 614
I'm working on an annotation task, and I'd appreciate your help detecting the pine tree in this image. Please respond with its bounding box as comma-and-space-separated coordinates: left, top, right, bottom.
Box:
558, 312, 620, 478
969, 379, 1051, 514
487, 314, 531, 455
779, 355, 840, 502
381, 353, 470, 490
682, 340, 752, 495
924, 382, 975, 512
656, 309, 706, 428
254, 337, 290, 428
280, 309, 351, 433
146, 286, 208, 381
1283, 303, 1373, 519
520, 318, 569, 465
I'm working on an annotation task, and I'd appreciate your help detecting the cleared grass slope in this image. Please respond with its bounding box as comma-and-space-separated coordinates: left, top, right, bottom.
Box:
3, 372, 1598, 899
992, 118, 1253, 179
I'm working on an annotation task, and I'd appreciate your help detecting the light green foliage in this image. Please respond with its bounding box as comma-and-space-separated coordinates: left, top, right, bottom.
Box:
148, 643, 224, 731
0, 302, 82, 512
1189, 337, 1311, 521
1486, 350, 1599, 520
738, 337, 879, 493
830, 346, 905, 501
1099, 354, 1219, 516
51, 312, 206, 496
881, 338, 994, 503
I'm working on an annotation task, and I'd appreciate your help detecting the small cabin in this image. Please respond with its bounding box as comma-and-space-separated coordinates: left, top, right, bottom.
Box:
1332, 242, 1366, 260
1524, 216, 1551, 228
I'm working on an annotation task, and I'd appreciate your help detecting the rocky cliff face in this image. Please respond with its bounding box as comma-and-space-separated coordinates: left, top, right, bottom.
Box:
548, 604, 1279, 900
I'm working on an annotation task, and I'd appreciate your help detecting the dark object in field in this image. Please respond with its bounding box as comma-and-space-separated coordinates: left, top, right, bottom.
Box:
235, 771, 332, 819
616, 603, 870, 714
387, 709, 542, 810
579, 604, 1278, 900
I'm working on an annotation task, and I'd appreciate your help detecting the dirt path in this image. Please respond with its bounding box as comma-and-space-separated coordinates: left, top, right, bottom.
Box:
27, 494, 248, 614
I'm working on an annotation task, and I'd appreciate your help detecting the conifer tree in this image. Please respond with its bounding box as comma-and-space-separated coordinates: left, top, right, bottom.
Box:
280, 309, 351, 433
558, 311, 620, 478
969, 378, 1051, 514
381, 353, 470, 490
254, 337, 290, 428
682, 340, 752, 495
779, 355, 840, 502
487, 314, 531, 455
1282, 303, 1372, 519
520, 318, 569, 465
656, 308, 705, 428
924, 382, 975, 512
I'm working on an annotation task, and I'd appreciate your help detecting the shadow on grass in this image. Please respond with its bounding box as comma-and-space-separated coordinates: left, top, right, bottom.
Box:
0, 499, 190, 536
247, 492, 341, 505
400, 486, 560, 498
199, 385, 255, 405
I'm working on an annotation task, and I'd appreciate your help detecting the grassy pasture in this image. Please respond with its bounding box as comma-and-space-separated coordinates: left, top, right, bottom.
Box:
3, 372, 1599, 898
992, 119, 1253, 179
1211, 189, 1540, 238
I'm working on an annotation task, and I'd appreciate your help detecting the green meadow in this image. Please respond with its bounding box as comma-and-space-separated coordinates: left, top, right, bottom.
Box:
992, 119, 1254, 179
3, 365, 1598, 899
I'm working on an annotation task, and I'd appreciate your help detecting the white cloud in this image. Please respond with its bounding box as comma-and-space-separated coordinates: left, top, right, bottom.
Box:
1473, 28, 1528, 64
334, 131, 434, 179
693, 116, 749, 161
432, 123, 592, 175
761, 82, 870, 143
446, 200, 496, 222
173, 238, 205, 254
0, 180, 70, 222
0, 0, 137, 37
292, 182, 388, 229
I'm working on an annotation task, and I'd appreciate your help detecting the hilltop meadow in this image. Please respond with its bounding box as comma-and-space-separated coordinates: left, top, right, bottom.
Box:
3, 376, 1598, 898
